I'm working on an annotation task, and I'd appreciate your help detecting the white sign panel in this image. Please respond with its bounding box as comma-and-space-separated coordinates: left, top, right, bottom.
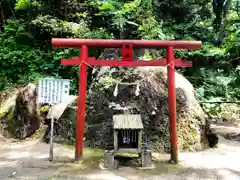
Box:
38, 78, 70, 104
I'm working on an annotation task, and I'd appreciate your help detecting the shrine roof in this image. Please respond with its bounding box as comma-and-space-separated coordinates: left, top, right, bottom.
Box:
113, 114, 143, 129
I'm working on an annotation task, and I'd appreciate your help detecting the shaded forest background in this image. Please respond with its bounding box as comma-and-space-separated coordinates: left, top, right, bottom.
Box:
0, 0, 240, 118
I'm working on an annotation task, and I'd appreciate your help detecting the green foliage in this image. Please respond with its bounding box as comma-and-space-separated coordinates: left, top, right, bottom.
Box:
91, 0, 140, 38
98, 76, 117, 90
202, 101, 222, 116
228, 72, 240, 99
15, 0, 42, 10
152, 0, 208, 23
0, 0, 239, 121
15, 0, 31, 9
0, 16, 110, 92
53, 0, 88, 20
138, 18, 174, 40
0, 20, 43, 90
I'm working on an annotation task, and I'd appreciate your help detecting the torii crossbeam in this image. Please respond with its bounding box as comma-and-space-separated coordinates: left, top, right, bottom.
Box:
52, 38, 202, 164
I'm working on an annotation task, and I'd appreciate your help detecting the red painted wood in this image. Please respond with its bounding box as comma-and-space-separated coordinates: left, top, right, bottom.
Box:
61, 57, 80, 65
175, 59, 192, 67
61, 57, 95, 65
88, 59, 192, 67
122, 44, 133, 61
167, 46, 178, 163
75, 46, 88, 162
61, 58, 192, 67
52, 38, 202, 49
89, 59, 166, 66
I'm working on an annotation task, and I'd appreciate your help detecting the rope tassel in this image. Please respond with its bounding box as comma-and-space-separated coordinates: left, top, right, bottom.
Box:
113, 83, 119, 97
135, 83, 140, 96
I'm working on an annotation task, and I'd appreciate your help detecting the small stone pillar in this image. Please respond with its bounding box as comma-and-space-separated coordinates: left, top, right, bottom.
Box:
104, 150, 115, 169
141, 149, 152, 167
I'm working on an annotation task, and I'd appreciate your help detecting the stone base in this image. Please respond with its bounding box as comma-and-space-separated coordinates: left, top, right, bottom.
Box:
141, 149, 152, 168
104, 150, 115, 169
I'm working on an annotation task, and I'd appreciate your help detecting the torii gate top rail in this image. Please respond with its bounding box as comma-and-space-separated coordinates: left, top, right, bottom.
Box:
52, 39, 201, 49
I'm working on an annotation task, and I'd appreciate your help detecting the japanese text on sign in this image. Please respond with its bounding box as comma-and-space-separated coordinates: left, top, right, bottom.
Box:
37, 78, 70, 104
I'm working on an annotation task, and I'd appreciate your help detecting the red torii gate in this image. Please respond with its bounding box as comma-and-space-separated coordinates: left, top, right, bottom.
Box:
52, 39, 202, 164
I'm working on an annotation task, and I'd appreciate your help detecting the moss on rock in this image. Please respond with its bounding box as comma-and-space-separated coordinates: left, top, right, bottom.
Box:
83, 67, 208, 153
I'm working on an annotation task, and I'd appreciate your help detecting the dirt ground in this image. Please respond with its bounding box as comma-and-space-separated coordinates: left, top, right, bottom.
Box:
1, 122, 240, 180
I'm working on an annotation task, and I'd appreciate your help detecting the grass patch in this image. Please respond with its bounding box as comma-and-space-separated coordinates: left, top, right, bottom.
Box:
59, 145, 183, 175
145, 160, 183, 174
31, 126, 46, 139
115, 152, 139, 158
62, 144, 104, 170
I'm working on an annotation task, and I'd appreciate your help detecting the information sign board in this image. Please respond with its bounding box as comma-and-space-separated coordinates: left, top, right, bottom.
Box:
38, 78, 70, 104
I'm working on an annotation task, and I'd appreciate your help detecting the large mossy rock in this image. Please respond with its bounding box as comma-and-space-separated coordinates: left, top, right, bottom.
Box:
0, 89, 18, 136
85, 66, 208, 153
0, 84, 41, 139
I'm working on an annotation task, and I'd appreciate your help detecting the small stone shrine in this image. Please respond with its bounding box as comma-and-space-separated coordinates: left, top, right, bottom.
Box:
104, 114, 152, 169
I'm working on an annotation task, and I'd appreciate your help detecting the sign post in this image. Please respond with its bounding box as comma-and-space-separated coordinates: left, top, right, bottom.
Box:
49, 117, 54, 161
38, 77, 70, 161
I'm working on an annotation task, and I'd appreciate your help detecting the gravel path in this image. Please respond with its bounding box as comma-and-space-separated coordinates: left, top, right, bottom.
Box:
1, 124, 240, 180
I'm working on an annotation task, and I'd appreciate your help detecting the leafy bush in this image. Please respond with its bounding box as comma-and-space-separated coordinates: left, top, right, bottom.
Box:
0, 0, 240, 122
